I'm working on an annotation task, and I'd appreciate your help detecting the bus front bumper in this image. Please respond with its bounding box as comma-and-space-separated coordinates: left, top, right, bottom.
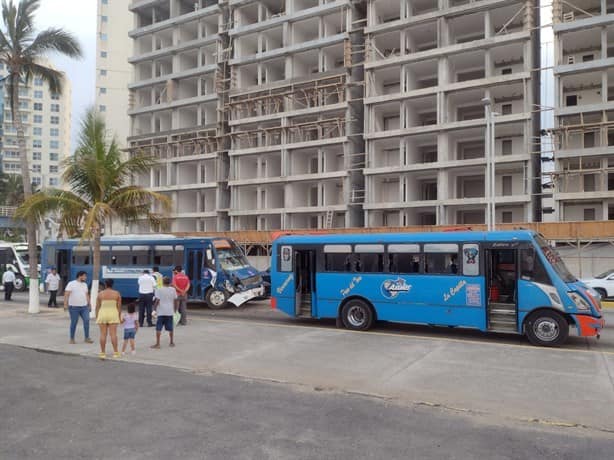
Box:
227, 286, 265, 307
574, 315, 605, 337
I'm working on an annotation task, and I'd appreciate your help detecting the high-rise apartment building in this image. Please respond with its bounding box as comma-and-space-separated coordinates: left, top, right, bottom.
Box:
364, 0, 540, 226
96, 0, 132, 147
126, 0, 544, 232
0, 62, 71, 189
550, 0, 614, 221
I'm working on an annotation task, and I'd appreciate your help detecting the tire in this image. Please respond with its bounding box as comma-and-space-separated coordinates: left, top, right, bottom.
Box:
524, 310, 569, 347
14, 275, 26, 292
594, 288, 607, 300
206, 289, 228, 309
341, 299, 374, 331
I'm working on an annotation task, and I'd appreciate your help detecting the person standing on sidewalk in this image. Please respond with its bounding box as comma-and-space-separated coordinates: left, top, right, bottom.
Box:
172, 266, 191, 325
138, 269, 156, 327
151, 276, 177, 349
2, 267, 15, 301
64, 271, 94, 344
121, 302, 139, 355
95, 279, 122, 359
45, 268, 61, 308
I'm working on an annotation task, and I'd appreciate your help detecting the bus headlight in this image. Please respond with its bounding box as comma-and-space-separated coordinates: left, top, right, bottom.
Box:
224, 279, 235, 293
568, 292, 591, 311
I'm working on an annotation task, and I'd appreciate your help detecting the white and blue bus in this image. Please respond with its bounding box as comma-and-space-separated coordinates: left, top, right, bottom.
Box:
270, 230, 605, 347
42, 235, 264, 308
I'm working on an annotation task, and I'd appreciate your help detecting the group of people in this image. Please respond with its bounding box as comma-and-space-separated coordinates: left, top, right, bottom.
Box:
63, 265, 192, 359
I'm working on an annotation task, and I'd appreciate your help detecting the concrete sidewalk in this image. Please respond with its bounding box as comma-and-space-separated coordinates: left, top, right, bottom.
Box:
1, 300, 613, 433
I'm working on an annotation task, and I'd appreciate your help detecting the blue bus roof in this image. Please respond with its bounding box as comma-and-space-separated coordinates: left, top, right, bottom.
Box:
274, 230, 538, 245
43, 234, 230, 245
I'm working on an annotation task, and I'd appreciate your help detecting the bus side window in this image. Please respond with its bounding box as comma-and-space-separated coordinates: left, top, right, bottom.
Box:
520, 248, 550, 285
355, 253, 383, 273
424, 244, 459, 275
388, 253, 420, 273
325, 253, 347, 271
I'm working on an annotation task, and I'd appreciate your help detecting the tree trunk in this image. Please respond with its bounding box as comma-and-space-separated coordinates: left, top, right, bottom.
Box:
12, 78, 39, 313
90, 227, 101, 309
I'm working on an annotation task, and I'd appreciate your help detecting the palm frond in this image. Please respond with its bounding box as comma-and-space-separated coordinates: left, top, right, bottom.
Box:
24, 27, 82, 60
24, 61, 63, 93
14, 188, 85, 225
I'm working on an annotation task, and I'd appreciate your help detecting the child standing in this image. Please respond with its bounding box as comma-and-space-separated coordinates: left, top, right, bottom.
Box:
122, 303, 139, 355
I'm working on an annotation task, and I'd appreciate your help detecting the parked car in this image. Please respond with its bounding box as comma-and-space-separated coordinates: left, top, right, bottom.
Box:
582, 269, 614, 299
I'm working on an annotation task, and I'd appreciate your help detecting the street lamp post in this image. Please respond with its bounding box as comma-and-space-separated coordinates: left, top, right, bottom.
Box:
482, 97, 497, 231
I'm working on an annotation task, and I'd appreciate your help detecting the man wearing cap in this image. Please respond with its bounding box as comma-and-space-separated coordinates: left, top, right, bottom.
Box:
45, 267, 62, 308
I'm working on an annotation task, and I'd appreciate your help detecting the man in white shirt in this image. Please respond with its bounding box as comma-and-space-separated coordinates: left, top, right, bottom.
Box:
138, 269, 156, 327
151, 276, 178, 348
63, 271, 93, 344
2, 267, 16, 301
45, 267, 62, 308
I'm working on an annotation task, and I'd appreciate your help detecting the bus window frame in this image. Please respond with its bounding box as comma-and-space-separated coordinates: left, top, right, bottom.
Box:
423, 243, 459, 275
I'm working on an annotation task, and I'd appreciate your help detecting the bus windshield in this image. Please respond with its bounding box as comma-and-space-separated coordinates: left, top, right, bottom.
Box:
535, 235, 576, 283
216, 246, 250, 271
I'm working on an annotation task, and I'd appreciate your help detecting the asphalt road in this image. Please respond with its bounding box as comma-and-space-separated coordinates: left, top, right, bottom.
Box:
1, 344, 612, 460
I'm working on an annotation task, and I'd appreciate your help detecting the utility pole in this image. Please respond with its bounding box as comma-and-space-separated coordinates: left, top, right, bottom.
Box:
482, 97, 498, 231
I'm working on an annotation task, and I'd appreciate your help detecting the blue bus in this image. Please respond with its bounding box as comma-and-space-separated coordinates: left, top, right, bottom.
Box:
42, 235, 264, 308
270, 230, 605, 347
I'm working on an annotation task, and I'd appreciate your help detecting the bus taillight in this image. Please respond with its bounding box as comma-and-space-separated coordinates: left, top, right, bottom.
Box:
270, 297, 277, 309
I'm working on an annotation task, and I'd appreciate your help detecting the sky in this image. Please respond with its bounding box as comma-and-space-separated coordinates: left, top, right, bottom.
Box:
34, 0, 97, 151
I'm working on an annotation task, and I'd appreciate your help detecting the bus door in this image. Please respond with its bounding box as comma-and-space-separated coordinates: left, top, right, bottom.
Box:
56, 249, 71, 294
185, 249, 204, 299
485, 244, 519, 333
294, 249, 315, 318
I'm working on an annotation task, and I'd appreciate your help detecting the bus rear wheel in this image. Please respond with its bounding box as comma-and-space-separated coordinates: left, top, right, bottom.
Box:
341, 299, 373, 331
525, 310, 568, 347
14, 275, 26, 292
206, 289, 228, 309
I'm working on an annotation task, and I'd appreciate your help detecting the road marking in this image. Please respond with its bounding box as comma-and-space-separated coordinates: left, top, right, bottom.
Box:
190, 315, 614, 356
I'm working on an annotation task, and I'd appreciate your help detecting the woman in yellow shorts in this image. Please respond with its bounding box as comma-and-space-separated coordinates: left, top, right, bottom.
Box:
96, 279, 122, 358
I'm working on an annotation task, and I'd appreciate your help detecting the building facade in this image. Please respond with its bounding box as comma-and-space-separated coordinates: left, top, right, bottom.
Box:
126, 0, 545, 232
550, 0, 614, 221
96, 0, 133, 148
0, 62, 71, 189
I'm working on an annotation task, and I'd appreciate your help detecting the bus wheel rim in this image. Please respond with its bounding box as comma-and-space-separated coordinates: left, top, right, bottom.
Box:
14, 278, 23, 290
533, 317, 559, 342
347, 305, 366, 327
210, 291, 225, 306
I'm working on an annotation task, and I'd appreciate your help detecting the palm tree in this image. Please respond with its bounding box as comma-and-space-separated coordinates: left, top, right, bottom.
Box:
0, 172, 25, 206
0, 0, 82, 313
16, 108, 171, 307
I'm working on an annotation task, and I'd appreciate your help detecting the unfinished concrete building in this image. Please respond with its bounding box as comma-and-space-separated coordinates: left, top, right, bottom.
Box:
127, 0, 544, 232
549, 0, 614, 222
127, 0, 230, 232
363, 0, 541, 226
227, 0, 365, 230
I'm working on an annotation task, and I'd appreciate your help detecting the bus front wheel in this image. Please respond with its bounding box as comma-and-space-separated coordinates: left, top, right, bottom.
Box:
525, 310, 569, 347
206, 289, 228, 309
341, 299, 373, 331
14, 275, 26, 292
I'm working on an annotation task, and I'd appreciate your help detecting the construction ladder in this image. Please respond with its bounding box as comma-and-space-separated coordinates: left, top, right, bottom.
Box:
324, 210, 334, 229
